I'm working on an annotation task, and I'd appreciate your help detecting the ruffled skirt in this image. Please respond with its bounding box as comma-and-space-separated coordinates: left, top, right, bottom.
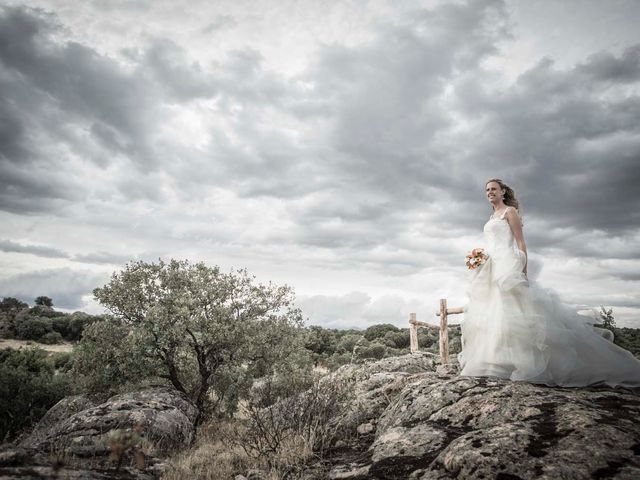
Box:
458, 248, 640, 389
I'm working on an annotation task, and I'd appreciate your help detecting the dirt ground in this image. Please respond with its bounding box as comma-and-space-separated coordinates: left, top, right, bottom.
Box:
0, 338, 74, 353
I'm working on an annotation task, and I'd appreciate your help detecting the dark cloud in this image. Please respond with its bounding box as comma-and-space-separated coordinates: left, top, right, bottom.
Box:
441, 48, 640, 238
0, 239, 69, 258
577, 44, 640, 84
0, 238, 156, 267
0, 6, 160, 166
0, 267, 108, 309
0, 0, 639, 326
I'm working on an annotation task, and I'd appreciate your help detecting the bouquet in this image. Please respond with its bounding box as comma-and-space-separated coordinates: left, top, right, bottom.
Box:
465, 248, 488, 270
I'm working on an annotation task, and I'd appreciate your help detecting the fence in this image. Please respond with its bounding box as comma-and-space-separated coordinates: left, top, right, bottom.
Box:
409, 298, 463, 364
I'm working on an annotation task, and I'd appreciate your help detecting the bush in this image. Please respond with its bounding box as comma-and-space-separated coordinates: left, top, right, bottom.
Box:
240, 368, 356, 473
364, 323, 399, 341
382, 330, 410, 349
0, 297, 28, 314
28, 305, 66, 318
0, 348, 73, 441
13, 316, 53, 341
326, 352, 352, 370
51, 351, 74, 372
336, 334, 365, 355
357, 342, 386, 360
40, 331, 64, 344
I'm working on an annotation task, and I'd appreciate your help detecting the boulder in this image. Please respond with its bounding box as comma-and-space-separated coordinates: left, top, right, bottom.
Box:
302, 353, 640, 479
3, 387, 198, 478
329, 352, 440, 437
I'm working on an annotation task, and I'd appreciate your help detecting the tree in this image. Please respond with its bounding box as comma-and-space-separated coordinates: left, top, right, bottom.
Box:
364, 323, 399, 341
0, 297, 28, 313
34, 296, 53, 307
599, 306, 616, 330
304, 326, 337, 361
80, 259, 306, 423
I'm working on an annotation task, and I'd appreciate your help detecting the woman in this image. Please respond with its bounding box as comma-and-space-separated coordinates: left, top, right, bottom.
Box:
457, 178, 640, 388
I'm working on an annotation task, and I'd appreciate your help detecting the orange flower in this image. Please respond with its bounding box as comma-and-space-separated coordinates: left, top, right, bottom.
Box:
465, 248, 488, 270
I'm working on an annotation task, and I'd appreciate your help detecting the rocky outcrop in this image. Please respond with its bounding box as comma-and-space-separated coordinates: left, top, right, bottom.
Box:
21, 387, 197, 456
0, 387, 197, 479
329, 352, 439, 439
303, 353, 640, 480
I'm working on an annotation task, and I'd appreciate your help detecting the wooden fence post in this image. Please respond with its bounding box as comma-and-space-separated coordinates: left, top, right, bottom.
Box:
409, 312, 418, 353
409, 300, 463, 363
439, 299, 450, 364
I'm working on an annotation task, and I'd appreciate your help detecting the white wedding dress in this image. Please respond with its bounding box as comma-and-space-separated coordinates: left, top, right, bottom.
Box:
458, 206, 640, 388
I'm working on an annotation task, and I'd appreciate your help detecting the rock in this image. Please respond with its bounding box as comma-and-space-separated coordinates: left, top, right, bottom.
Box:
15, 386, 197, 475
19, 394, 103, 446
329, 352, 440, 438
0, 447, 30, 467
329, 462, 371, 479
435, 362, 460, 377
356, 423, 374, 435
298, 354, 441, 478
0, 444, 155, 479
298, 353, 640, 479
0, 465, 156, 479
370, 375, 640, 479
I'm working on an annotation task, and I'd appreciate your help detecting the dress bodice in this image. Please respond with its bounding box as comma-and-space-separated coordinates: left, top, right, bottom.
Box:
480, 207, 527, 291
483, 209, 517, 255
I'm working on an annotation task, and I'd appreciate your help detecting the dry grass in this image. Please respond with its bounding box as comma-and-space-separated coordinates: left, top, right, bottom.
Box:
0, 338, 74, 353
162, 419, 250, 480
161, 417, 316, 480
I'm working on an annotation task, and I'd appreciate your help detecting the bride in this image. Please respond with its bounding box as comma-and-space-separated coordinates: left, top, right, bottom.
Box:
457, 178, 640, 388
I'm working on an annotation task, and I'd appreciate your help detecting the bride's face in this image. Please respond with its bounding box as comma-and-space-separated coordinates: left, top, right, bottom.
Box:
485, 181, 504, 204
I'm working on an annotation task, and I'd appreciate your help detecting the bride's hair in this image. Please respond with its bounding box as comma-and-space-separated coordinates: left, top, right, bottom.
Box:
486, 178, 521, 212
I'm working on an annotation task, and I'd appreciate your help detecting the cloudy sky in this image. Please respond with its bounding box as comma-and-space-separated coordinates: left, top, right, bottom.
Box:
1, 0, 639, 328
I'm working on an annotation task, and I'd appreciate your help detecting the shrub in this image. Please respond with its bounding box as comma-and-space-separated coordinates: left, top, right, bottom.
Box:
51, 351, 74, 372
0, 348, 73, 441
336, 334, 365, 354
27, 305, 65, 319
13, 316, 53, 341
40, 331, 64, 344
240, 367, 356, 474
364, 323, 399, 341
357, 342, 386, 360
48, 312, 98, 341
382, 330, 410, 349
326, 352, 352, 370
304, 326, 337, 357
0, 297, 28, 314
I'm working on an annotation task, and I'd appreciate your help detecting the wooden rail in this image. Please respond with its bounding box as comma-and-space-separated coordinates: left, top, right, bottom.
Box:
409, 298, 463, 364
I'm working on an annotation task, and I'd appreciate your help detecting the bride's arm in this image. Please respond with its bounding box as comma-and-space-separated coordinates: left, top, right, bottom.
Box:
505, 208, 528, 276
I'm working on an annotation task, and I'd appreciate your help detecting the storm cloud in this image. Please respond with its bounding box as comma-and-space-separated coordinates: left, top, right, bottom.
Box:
0, 0, 639, 326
